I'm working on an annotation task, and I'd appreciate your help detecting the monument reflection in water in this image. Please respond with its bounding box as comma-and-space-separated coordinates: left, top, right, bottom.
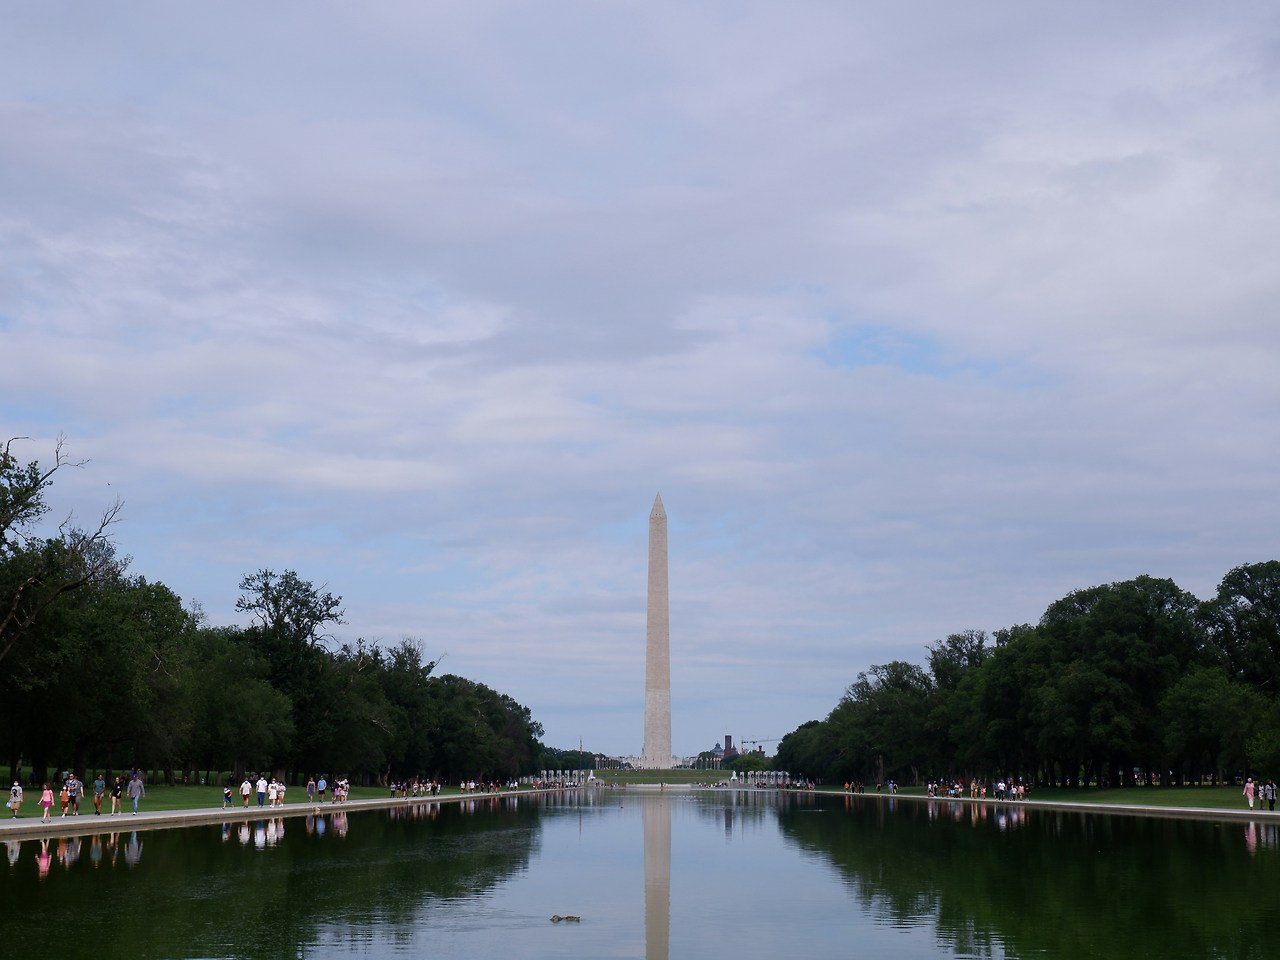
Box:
643, 795, 671, 960
6, 791, 1280, 959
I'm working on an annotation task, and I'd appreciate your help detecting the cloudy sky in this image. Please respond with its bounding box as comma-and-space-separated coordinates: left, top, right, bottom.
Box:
3, 1, 1278, 759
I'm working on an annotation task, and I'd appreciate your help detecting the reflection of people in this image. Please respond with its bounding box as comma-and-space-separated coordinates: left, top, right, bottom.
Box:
61, 836, 82, 868
124, 832, 142, 866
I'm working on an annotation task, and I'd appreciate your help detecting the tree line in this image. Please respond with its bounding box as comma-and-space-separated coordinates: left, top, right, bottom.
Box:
0, 438, 554, 786
774, 565, 1280, 788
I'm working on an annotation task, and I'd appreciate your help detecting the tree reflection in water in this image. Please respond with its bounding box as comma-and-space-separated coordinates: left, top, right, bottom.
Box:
777, 793, 1280, 959
0, 797, 540, 959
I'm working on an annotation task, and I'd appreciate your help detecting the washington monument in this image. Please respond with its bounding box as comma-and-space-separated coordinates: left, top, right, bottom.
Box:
642, 493, 672, 768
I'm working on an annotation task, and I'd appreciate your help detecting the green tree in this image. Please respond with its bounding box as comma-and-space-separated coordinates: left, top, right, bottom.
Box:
774, 720, 831, 781
728, 751, 769, 774
56, 572, 196, 777
183, 625, 294, 780
540, 747, 597, 772
924, 630, 991, 776
312, 639, 397, 779
0, 437, 122, 667
975, 624, 1043, 778
375, 638, 441, 779
235, 569, 345, 776
1202, 561, 1280, 692
1035, 576, 1205, 785
1159, 665, 1263, 781
843, 661, 933, 785
423, 675, 542, 782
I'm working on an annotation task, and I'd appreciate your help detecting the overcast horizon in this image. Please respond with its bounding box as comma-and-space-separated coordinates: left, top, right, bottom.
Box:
3, 2, 1278, 758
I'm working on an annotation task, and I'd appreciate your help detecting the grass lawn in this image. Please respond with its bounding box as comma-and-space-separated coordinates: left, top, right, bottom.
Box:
1016, 785, 1253, 811
820, 783, 1255, 811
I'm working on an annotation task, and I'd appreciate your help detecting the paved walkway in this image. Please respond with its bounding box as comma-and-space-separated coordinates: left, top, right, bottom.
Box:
0, 791, 534, 841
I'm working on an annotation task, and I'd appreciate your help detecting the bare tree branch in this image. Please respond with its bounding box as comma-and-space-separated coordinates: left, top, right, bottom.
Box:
0, 439, 123, 667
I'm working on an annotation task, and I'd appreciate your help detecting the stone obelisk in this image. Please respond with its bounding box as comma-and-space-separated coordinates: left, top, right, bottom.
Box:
642, 493, 672, 769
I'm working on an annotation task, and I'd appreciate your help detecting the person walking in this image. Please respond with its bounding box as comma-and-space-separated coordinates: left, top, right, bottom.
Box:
110, 776, 123, 815
256, 775, 267, 807
1245, 777, 1257, 810
8, 781, 22, 818
127, 774, 145, 815
39, 783, 53, 822
92, 773, 106, 815
240, 777, 252, 808
66, 773, 83, 816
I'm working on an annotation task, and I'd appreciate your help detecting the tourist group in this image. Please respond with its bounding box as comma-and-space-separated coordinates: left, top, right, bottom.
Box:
8, 772, 147, 821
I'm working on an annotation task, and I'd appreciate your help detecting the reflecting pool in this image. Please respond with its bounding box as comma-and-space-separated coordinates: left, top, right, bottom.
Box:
3, 790, 1279, 959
